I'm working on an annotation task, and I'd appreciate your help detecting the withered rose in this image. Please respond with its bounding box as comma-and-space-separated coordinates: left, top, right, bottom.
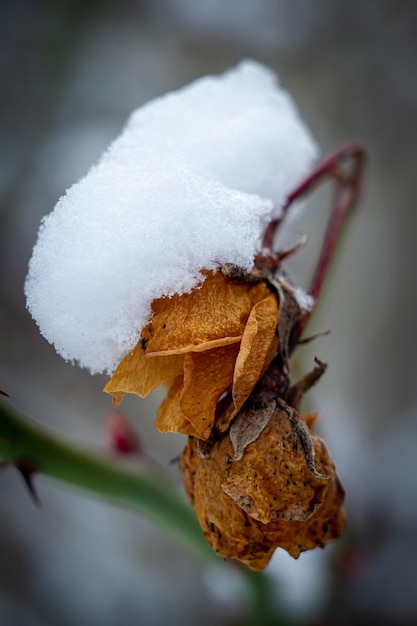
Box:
101, 144, 364, 571
104, 271, 278, 439
180, 401, 345, 571
104, 266, 346, 571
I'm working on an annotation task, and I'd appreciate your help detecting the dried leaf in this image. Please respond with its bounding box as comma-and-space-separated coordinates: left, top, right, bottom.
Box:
180, 433, 271, 566
229, 400, 276, 461
269, 278, 302, 362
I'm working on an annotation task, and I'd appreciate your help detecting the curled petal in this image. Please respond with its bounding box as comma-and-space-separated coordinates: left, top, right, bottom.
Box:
155, 376, 195, 435
104, 344, 184, 403
179, 344, 240, 439
215, 294, 279, 435
104, 271, 278, 438
142, 272, 270, 355
232, 293, 279, 409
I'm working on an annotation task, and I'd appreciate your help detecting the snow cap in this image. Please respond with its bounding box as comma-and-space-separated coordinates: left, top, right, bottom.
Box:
25, 60, 318, 373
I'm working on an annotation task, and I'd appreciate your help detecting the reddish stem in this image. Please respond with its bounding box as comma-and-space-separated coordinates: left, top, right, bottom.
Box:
262, 144, 365, 252
308, 149, 364, 302
262, 144, 365, 347
297, 145, 365, 342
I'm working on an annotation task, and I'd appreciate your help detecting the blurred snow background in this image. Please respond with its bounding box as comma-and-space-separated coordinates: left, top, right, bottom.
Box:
1, 1, 417, 624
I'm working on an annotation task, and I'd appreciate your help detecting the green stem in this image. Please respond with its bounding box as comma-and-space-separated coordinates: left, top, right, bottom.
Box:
0, 397, 283, 623
0, 397, 214, 562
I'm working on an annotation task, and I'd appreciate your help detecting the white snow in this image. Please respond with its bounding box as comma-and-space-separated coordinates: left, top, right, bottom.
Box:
25, 60, 318, 374
293, 287, 315, 312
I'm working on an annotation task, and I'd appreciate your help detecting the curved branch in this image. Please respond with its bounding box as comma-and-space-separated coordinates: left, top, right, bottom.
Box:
262, 143, 365, 253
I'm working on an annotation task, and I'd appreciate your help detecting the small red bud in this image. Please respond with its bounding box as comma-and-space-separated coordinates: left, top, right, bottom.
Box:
105, 411, 142, 455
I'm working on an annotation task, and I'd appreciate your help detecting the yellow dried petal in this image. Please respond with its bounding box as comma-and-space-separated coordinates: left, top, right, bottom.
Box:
232, 293, 278, 409
107, 391, 125, 407
104, 270, 279, 439
179, 344, 240, 438
141, 271, 270, 355
215, 336, 279, 435
104, 342, 184, 400
155, 376, 199, 436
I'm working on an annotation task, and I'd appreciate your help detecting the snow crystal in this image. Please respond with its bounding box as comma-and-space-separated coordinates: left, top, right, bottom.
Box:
25, 60, 318, 374
293, 287, 315, 312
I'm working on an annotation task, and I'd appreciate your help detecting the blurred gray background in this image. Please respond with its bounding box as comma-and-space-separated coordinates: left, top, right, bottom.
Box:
1, 1, 417, 624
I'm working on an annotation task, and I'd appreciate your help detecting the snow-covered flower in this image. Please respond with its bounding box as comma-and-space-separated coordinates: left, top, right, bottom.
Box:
25, 60, 348, 571
104, 270, 278, 439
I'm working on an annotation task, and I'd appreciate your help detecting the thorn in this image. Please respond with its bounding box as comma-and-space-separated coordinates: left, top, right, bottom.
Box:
0, 389, 10, 397
18, 463, 41, 506
288, 357, 328, 410
298, 329, 331, 345
14, 460, 41, 506
0, 459, 41, 505
254, 233, 308, 275
275, 231, 308, 263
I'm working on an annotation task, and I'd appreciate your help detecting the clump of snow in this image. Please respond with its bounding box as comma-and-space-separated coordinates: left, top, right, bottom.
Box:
293, 287, 315, 312
25, 60, 318, 374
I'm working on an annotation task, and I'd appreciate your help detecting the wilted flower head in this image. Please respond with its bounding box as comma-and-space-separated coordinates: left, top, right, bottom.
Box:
104, 258, 346, 570
105, 270, 278, 439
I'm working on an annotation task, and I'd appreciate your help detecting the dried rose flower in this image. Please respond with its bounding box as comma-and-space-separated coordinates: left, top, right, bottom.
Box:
105, 264, 346, 571
103, 145, 364, 570
104, 271, 278, 440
